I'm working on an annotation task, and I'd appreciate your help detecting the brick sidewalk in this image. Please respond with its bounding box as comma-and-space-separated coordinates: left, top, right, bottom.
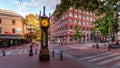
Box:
0, 54, 86, 68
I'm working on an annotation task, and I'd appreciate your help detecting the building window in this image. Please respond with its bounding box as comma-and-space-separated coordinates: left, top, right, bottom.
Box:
83, 16, 85, 19
69, 7, 72, 10
74, 14, 77, 18
79, 15, 82, 18
0, 19, 1, 24
12, 20, 15, 25
90, 12, 93, 15
87, 17, 89, 20
12, 28, 15, 33
79, 9, 82, 12
87, 11, 89, 14
74, 20, 77, 24
69, 13, 73, 17
65, 14, 68, 18
70, 26, 73, 30
79, 21, 81, 25
0, 27, 1, 33
69, 19, 73, 23
62, 16, 64, 19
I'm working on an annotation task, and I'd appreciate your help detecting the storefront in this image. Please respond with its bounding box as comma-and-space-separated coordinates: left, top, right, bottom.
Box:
0, 34, 25, 47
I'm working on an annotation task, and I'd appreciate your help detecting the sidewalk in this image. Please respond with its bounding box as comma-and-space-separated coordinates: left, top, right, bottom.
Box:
0, 54, 87, 68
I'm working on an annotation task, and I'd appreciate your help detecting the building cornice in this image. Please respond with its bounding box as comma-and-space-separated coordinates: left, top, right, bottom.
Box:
0, 13, 22, 18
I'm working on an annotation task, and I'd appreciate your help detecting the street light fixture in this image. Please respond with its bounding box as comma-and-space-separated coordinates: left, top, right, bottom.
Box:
96, 28, 99, 49
27, 23, 34, 56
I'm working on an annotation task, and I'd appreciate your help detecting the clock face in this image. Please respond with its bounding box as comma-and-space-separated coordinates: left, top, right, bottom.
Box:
41, 19, 49, 27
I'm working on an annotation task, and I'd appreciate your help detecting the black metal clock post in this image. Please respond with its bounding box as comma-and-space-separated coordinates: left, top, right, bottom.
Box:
39, 6, 50, 61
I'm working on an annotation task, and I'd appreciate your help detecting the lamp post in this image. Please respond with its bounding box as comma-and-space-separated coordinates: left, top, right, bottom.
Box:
96, 29, 99, 49
39, 6, 50, 61
27, 24, 34, 56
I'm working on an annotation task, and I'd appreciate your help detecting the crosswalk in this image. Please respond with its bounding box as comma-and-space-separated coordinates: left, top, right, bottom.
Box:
0, 48, 38, 56
80, 52, 120, 68
67, 45, 92, 49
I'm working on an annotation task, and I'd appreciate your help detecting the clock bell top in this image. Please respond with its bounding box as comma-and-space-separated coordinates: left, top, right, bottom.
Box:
40, 6, 49, 19
39, 6, 50, 28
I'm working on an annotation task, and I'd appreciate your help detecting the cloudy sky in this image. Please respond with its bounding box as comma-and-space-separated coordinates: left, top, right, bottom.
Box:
0, 0, 60, 17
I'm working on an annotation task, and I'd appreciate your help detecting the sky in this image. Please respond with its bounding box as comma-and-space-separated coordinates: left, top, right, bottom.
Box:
0, 0, 60, 17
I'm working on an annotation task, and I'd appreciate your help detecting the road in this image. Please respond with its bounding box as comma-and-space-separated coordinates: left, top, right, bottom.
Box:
50, 43, 120, 68
0, 43, 120, 68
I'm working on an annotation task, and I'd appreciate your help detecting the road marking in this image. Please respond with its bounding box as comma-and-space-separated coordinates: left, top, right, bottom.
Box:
88, 53, 119, 62
80, 52, 112, 60
68, 46, 89, 49
18, 49, 24, 54
97, 56, 120, 65
6, 51, 11, 55
24, 49, 28, 54
111, 63, 120, 68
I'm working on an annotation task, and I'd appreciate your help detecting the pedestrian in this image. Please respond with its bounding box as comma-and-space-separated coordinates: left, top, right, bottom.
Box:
35, 48, 38, 55
96, 43, 99, 49
35, 43, 39, 55
29, 43, 33, 56
108, 43, 111, 51
116, 41, 119, 45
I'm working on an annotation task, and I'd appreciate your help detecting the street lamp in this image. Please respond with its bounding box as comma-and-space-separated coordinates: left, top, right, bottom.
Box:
96, 29, 99, 49
27, 23, 34, 56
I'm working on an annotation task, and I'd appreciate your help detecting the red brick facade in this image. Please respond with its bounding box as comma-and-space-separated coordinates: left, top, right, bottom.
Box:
50, 7, 99, 44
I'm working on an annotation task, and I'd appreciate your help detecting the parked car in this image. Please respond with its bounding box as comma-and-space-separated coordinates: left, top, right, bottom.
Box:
109, 44, 120, 49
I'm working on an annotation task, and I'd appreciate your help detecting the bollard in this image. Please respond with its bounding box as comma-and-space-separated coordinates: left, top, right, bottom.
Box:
35, 49, 37, 55
60, 51, 63, 61
3, 50, 5, 56
52, 50, 54, 57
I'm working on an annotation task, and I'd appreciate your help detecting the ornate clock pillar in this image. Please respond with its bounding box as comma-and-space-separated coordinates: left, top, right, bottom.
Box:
39, 6, 50, 61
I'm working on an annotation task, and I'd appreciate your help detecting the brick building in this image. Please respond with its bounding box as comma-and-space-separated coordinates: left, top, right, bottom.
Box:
0, 9, 25, 47
50, 7, 99, 44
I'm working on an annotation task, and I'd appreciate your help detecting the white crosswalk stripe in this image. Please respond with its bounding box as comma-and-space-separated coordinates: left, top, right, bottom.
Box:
97, 56, 120, 65
80, 52, 120, 67
67, 45, 91, 49
80, 52, 112, 60
24, 48, 29, 54
18, 49, 23, 54
0, 48, 37, 56
88, 53, 119, 62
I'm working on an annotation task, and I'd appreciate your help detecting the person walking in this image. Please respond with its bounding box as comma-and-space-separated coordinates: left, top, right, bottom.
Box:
108, 43, 111, 51
96, 43, 99, 49
116, 41, 119, 45
35, 43, 39, 55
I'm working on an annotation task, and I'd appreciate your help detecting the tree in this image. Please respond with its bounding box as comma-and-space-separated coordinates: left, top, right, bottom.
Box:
93, 0, 119, 42
24, 14, 41, 41
72, 24, 82, 43
53, 0, 119, 42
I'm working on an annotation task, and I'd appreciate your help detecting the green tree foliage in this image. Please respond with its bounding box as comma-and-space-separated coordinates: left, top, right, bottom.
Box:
24, 14, 41, 41
93, 0, 119, 42
72, 24, 82, 40
93, 16, 118, 36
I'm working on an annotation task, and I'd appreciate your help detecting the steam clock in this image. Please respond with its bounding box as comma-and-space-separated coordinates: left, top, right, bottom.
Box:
39, 6, 50, 61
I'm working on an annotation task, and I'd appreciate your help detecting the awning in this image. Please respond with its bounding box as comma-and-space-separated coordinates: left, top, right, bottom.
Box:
0, 34, 25, 39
